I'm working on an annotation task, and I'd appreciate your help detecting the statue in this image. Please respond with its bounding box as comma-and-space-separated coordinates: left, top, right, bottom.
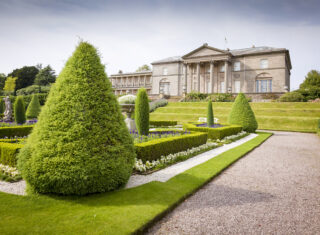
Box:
3, 96, 13, 122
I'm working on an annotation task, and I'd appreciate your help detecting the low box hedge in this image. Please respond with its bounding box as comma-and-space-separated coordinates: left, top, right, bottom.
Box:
0, 126, 33, 138
183, 123, 242, 140
149, 120, 178, 127
0, 142, 23, 167
135, 132, 208, 162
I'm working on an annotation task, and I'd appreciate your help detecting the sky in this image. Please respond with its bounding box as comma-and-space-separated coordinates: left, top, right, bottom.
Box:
0, 0, 320, 90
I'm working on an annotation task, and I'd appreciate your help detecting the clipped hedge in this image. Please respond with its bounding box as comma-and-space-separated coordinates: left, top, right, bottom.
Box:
0, 126, 33, 138
0, 142, 23, 167
149, 120, 178, 127
183, 123, 242, 140
135, 132, 208, 162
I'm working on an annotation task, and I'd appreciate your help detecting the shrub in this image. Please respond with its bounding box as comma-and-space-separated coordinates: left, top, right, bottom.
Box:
0, 126, 33, 138
135, 132, 208, 162
0, 93, 48, 108
26, 94, 41, 119
206, 93, 235, 102
149, 99, 168, 113
149, 120, 177, 127
118, 94, 136, 104
228, 93, 258, 133
17, 42, 135, 195
0, 142, 23, 167
279, 91, 305, 102
183, 123, 242, 140
16, 85, 51, 96
207, 100, 214, 126
135, 88, 149, 135
0, 98, 5, 114
183, 92, 208, 102
14, 96, 26, 124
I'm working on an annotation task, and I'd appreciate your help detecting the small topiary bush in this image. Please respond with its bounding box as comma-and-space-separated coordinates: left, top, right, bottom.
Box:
26, 94, 41, 119
228, 93, 258, 133
279, 91, 305, 102
0, 98, 5, 114
14, 96, 26, 124
0, 142, 23, 167
135, 88, 149, 135
207, 100, 214, 126
17, 42, 135, 195
135, 132, 207, 162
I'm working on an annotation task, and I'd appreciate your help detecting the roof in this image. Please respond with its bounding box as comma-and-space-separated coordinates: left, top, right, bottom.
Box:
230, 46, 287, 56
151, 56, 183, 64
110, 70, 152, 77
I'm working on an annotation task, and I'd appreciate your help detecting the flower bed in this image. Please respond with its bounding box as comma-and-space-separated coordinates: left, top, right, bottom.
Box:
0, 164, 21, 182
183, 122, 242, 140
134, 131, 248, 173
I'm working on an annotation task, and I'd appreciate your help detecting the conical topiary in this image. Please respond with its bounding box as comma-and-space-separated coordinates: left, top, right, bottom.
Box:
26, 94, 41, 119
135, 88, 149, 135
207, 100, 214, 126
0, 98, 5, 114
14, 96, 26, 124
17, 42, 135, 195
228, 93, 258, 132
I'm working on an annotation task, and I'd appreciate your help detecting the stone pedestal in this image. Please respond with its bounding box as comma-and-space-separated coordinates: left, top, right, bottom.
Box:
120, 104, 136, 131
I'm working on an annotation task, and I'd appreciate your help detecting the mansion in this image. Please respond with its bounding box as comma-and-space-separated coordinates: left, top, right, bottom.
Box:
110, 43, 292, 99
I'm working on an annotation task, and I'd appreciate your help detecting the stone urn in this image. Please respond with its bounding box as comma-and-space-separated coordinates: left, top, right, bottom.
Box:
120, 104, 136, 131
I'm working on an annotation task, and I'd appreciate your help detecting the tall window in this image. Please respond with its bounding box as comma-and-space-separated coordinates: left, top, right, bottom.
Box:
163, 68, 168, 75
256, 80, 272, 92
220, 65, 225, 72
234, 80, 241, 93
220, 81, 225, 93
234, 61, 240, 71
260, 59, 268, 69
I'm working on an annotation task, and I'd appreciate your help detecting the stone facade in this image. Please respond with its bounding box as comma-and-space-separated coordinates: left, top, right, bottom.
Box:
111, 43, 292, 98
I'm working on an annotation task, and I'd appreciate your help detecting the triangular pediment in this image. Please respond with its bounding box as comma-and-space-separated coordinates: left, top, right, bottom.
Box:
182, 44, 227, 59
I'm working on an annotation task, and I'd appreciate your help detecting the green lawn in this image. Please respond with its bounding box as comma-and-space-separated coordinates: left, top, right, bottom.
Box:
0, 132, 271, 235
150, 102, 320, 132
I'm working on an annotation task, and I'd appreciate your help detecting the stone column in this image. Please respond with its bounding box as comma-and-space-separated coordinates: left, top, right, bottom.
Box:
183, 63, 188, 95
224, 61, 228, 93
210, 61, 214, 94
197, 63, 200, 92
144, 75, 146, 87
126, 77, 128, 87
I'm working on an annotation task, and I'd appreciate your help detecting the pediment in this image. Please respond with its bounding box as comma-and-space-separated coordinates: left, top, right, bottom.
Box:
182, 44, 227, 59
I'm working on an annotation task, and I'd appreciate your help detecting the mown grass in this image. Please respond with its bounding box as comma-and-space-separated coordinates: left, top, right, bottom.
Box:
150, 102, 320, 132
0, 132, 271, 235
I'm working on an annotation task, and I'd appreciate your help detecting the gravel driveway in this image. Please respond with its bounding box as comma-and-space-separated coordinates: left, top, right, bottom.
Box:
147, 131, 320, 234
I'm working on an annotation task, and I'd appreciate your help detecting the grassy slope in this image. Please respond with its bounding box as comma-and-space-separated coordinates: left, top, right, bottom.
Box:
150, 102, 320, 132
0, 132, 271, 235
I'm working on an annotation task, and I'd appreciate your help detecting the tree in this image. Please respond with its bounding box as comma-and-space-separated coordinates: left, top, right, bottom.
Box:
26, 94, 41, 119
0, 73, 6, 92
298, 70, 320, 100
136, 64, 150, 72
3, 76, 17, 94
8, 66, 39, 91
17, 42, 135, 195
135, 88, 149, 135
228, 93, 258, 133
207, 100, 214, 126
34, 65, 56, 86
14, 96, 26, 124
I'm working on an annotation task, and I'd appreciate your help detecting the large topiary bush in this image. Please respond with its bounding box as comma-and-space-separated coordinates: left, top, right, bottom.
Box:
135, 88, 149, 135
228, 93, 258, 132
207, 100, 214, 126
14, 96, 26, 124
17, 42, 135, 195
26, 94, 41, 119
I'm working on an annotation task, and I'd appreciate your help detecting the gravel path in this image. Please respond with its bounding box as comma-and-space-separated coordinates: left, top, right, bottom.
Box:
147, 131, 320, 234
0, 180, 26, 195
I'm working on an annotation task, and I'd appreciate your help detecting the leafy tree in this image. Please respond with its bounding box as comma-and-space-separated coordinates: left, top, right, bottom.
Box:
279, 91, 305, 102
3, 76, 17, 94
298, 70, 320, 100
14, 96, 26, 124
8, 66, 39, 91
16, 85, 51, 96
0, 73, 6, 92
34, 65, 56, 86
17, 42, 135, 195
135, 88, 149, 135
136, 64, 151, 72
26, 94, 41, 119
207, 100, 214, 126
228, 93, 258, 133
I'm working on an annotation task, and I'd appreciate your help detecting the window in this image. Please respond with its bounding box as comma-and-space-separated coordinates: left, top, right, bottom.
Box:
163, 68, 168, 75
234, 80, 241, 93
256, 80, 272, 92
220, 81, 225, 93
234, 62, 240, 71
220, 65, 225, 72
260, 59, 268, 69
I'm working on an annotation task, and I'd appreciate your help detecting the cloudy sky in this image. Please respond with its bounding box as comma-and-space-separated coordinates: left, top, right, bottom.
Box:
0, 0, 319, 90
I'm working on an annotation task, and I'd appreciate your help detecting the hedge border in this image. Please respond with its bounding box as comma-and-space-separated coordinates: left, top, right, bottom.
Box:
149, 120, 178, 127
0, 126, 33, 138
0, 142, 24, 167
183, 122, 242, 140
